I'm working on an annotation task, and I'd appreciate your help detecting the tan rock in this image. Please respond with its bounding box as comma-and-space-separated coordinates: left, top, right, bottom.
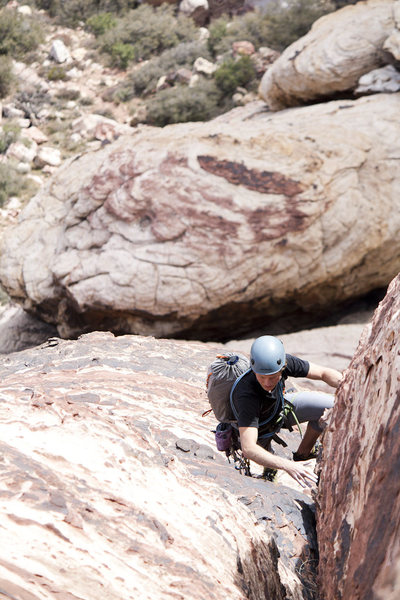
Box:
259, 0, 399, 110
34, 146, 62, 167
0, 95, 399, 340
22, 125, 49, 145
232, 40, 256, 55
316, 272, 400, 600
0, 332, 320, 599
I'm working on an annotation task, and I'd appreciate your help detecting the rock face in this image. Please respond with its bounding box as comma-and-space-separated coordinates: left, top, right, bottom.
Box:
0, 332, 320, 599
316, 272, 400, 600
0, 95, 399, 340
0, 303, 57, 354
259, 0, 400, 110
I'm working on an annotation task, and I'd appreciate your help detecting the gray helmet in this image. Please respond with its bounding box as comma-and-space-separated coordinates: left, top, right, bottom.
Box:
250, 336, 286, 375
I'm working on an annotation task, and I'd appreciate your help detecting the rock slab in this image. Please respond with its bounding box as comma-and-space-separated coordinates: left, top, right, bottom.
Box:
0, 332, 319, 600
259, 0, 400, 110
316, 272, 400, 600
0, 95, 399, 340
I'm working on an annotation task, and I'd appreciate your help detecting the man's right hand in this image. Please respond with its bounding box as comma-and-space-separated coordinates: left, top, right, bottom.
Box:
283, 461, 318, 488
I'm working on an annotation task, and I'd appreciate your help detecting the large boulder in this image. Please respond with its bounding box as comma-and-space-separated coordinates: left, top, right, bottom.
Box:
0, 332, 320, 600
0, 95, 399, 340
316, 272, 400, 599
259, 0, 400, 110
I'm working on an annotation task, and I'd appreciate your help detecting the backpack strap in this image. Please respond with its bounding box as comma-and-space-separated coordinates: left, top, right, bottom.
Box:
229, 368, 251, 422
230, 374, 286, 441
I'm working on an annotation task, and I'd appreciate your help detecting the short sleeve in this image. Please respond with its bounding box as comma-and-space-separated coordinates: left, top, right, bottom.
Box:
285, 354, 309, 378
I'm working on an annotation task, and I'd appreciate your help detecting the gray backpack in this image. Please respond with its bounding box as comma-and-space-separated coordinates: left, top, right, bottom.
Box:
204, 352, 250, 422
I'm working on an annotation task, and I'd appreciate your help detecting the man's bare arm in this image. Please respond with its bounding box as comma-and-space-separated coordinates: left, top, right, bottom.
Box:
306, 362, 343, 388
239, 426, 317, 488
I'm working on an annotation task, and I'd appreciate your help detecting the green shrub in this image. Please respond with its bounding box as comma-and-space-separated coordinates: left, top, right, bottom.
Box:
262, 0, 334, 51
208, 13, 270, 57
86, 12, 117, 36
0, 163, 23, 206
145, 80, 222, 127
33, 0, 137, 26
214, 55, 256, 96
46, 64, 68, 81
126, 40, 210, 99
207, 0, 334, 56
97, 4, 197, 66
0, 8, 43, 59
109, 41, 136, 69
0, 54, 14, 98
0, 122, 20, 154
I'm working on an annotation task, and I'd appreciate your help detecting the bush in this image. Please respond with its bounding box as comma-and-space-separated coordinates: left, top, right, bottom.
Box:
262, 0, 334, 51
207, 0, 334, 56
145, 80, 222, 127
33, 0, 137, 26
208, 13, 270, 58
126, 40, 210, 98
97, 4, 197, 66
0, 7, 43, 59
109, 41, 136, 69
0, 122, 20, 154
214, 55, 256, 96
86, 12, 117, 36
0, 163, 23, 206
0, 54, 14, 98
45, 64, 68, 81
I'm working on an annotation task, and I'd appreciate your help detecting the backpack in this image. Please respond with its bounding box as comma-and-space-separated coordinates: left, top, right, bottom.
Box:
204, 352, 250, 423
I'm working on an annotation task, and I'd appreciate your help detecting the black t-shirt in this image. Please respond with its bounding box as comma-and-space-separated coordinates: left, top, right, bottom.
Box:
231, 354, 309, 439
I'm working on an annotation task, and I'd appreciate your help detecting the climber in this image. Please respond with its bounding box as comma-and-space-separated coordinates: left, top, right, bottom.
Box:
230, 335, 342, 488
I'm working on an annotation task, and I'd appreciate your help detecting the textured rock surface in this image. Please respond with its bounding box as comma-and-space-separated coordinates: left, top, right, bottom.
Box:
316, 272, 400, 600
259, 0, 399, 110
0, 95, 399, 340
0, 332, 321, 599
0, 303, 57, 354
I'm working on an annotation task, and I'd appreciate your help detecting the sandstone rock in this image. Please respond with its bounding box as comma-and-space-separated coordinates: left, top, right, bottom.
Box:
316, 272, 400, 600
232, 40, 255, 55
0, 94, 399, 340
23, 126, 49, 146
175, 67, 193, 84
0, 332, 319, 599
355, 64, 400, 94
259, 0, 399, 110
193, 56, 217, 75
383, 27, 400, 59
49, 39, 71, 64
34, 145, 62, 167
13, 61, 50, 92
0, 303, 56, 354
2, 104, 25, 119
179, 0, 209, 26
71, 113, 131, 141
6, 140, 37, 163
17, 4, 32, 15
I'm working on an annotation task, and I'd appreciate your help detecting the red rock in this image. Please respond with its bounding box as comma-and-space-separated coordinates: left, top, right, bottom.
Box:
316, 272, 400, 600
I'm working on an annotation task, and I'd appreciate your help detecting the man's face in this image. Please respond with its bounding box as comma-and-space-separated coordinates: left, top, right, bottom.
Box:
255, 370, 283, 392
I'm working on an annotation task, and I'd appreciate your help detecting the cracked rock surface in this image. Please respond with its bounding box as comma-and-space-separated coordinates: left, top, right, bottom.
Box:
259, 0, 400, 109
0, 95, 399, 340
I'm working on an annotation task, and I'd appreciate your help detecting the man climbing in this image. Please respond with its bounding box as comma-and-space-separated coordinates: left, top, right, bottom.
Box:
230, 335, 342, 489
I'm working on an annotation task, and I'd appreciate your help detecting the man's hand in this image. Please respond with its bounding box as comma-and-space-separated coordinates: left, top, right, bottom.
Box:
240, 426, 318, 488
283, 461, 318, 488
